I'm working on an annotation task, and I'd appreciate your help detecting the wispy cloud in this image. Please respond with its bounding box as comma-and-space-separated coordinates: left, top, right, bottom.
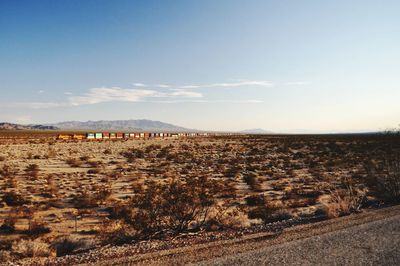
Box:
179, 80, 274, 89
285, 81, 309, 86
0, 86, 203, 109
131, 80, 274, 90
69, 87, 202, 106
1, 79, 271, 109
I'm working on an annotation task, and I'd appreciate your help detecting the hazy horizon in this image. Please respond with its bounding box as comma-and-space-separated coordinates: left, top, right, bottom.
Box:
1, 0, 399, 132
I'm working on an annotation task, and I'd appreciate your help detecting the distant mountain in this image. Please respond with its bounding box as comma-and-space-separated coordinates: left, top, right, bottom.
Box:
48, 119, 194, 132
0, 122, 58, 130
240, 128, 272, 134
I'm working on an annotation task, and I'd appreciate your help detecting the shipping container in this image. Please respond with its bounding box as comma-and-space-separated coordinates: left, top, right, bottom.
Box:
87, 133, 95, 139
116, 133, 123, 139
73, 134, 85, 140
57, 134, 72, 140
110, 133, 117, 139
103, 133, 110, 139
95, 133, 103, 139
129, 133, 135, 138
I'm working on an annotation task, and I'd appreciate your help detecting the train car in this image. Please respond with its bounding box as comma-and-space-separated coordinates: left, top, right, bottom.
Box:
110, 133, 117, 139
95, 133, 103, 139
57, 134, 72, 140
87, 133, 95, 139
116, 133, 123, 139
103, 133, 110, 139
72, 134, 85, 140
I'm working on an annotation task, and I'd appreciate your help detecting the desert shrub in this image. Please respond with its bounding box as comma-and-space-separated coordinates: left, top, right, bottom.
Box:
98, 219, 134, 245
66, 158, 82, 167
72, 189, 98, 208
0, 248, 13, 263
0, 165, 18, 189
28, 219, 51, 236
94, 184, 112, 202
106, 202, 131, 220
0, 164, 18, 182
11, 239, 51, 258
365, 151, 400, 203
248, 204, 292, 224
0, 212, 18, 233
243, 173, 263, 191
72, 184, 112, 208
46, 147, 57, 158
319, 177, 365, 218
0, 155, 5, 161
130, 176, 219, 236
79, 155, 90, 161
122, 148, 144, 163
2, 191, 29, 206
87, 168, 100, 174
51, 237, 93, 257
103, 149, 112, 155
245, 195, 265, 206
24, 164, 40, 180
207, 206, 251, 230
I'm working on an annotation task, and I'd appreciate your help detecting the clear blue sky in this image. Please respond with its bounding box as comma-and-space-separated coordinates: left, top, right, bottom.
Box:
0, 0, 399, 132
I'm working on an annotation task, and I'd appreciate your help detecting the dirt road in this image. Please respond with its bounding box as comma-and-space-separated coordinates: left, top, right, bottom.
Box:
198, 212, 400, 266
92, 205, 400, 266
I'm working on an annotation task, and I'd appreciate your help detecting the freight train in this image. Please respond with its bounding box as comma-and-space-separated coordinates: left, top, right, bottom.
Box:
56, 132, 210, 140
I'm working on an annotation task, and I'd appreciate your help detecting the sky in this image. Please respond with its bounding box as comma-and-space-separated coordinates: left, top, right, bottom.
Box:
0, 0, 399, 133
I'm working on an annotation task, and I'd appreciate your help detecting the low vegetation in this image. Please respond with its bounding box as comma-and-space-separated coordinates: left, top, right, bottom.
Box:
0, 132, 399, 263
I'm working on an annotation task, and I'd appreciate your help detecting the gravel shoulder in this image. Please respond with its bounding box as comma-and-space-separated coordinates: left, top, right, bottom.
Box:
90, 205, 400, 266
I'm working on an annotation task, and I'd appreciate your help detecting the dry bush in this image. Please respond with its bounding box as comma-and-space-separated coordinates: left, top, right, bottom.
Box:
46, 147, 57, 158
103, 148, 112, 155
11, 239, 52, 258
130, 176, 220, 236
0, 155, 5, 161
243, 173, 263, 191
0, 164, 18, 189
28, 219, 51, 236
245, 195, 265, 206
98, 219, 135, 245
66, 158, 82, 167
248, 205, 292, 224
24, 164, 40, 180
72, 189, 98, 208
365, 151, 400, 203
51, 237, 94, 257
207, 206, 251, 230
319, 177, 365, 218
2, 191, 29, 206
0, 250, 13, 263
0, 213, 17, 233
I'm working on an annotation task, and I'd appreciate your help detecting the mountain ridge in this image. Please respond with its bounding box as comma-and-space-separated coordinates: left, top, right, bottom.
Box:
0, 122, 58, 130
46, 119, 196, 132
